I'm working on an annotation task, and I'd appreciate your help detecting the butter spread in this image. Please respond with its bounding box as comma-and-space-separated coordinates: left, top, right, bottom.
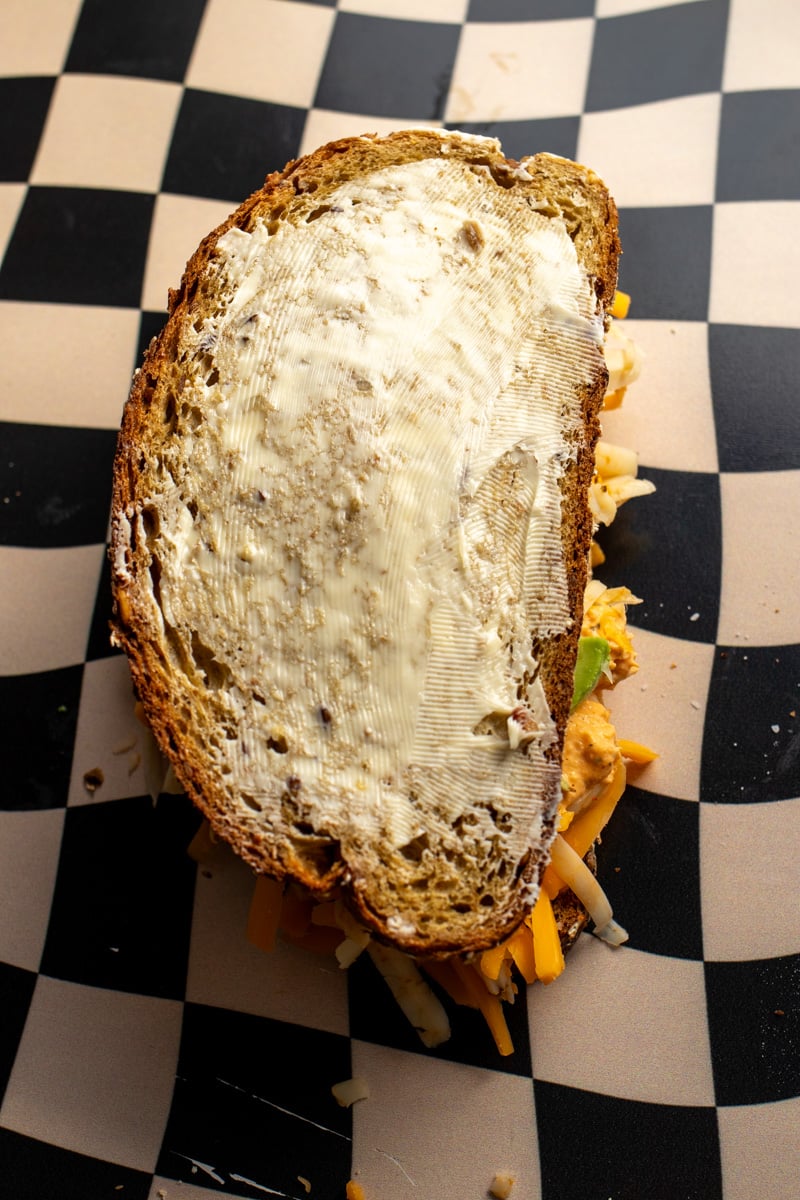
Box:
142, 154, 604, 885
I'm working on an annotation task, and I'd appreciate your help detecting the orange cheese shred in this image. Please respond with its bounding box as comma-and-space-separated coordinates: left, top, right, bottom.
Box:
563, 758, 627, 861
346, 1182, 366, 1200
246, 875, 283, 953
480, 939, 511, 982
609, 290, 631, 319
278, 887, 315, 938
618, 738, 659, 763
421, 959, 479, 1009
452, 960, 514, 1056
530, 890, 565, 984
507, 925, 537, 985
541, 863, 567, 900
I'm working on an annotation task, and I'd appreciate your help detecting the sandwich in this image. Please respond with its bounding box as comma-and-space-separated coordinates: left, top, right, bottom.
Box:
111, 130, 652, 1051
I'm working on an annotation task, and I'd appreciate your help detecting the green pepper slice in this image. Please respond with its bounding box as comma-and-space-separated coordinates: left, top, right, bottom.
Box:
571, 636, 610, 711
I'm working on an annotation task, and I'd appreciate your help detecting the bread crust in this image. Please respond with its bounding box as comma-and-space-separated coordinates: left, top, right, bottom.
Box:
111, 130, 619, 956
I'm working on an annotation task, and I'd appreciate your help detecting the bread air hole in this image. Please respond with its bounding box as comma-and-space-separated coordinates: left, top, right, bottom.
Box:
296, 836, 340, 879
266, 733, 289, 754
241, 792, 262, 813
399, 833, 430, 864
189, 631, 232, 690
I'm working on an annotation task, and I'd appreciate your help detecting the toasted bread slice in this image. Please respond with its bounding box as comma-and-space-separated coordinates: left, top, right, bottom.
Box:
111, 129, 619, 956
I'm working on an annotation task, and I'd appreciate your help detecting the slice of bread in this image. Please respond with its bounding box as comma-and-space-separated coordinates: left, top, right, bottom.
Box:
111, 130, 619, 957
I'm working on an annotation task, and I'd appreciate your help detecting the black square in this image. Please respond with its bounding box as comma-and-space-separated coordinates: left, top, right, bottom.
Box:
0, 77, 56, 183
467, 0, 594, 16
717, 90, 800, 202
315, 14, 461, 120
157, 1003, 351, 1198
0, 962, 37, 1105
701, 645, 800, 804
163, 89, 305, 204
347, 951, 532, 1076
85, 549, 123, 662
65, 0, 207, 82
594, 785, 702, 960
0, 186, 153, 308
535, 1080, 723, 1200
586, 1, 728, 112
616, 206, 713, 321
445, 116, 580, 162
596, 466, 721, 645
0, 423, 117, 549
136, 309, 168, 362
705, 955, 800, 1105
40, 794, 197, 999
0, 1128, 152, 1200
0, 665, 83, 811
710, 324, 800, 472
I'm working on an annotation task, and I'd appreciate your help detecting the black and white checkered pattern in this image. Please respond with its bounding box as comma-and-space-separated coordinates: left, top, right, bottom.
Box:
2, 1, 799, 1197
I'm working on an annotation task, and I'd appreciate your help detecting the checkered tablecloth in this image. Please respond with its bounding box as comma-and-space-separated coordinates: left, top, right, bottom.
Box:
1, 1, 799, 1197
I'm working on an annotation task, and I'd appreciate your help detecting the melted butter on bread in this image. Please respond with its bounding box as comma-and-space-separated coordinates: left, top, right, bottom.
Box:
112, 132, 618, 953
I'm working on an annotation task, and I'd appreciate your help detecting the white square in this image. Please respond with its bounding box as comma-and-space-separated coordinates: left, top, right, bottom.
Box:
529, 938, 715, 1105
350, 1040, 540, 1199
0, 185, 26, 265
718, 471, 800, 647
67, 655, 167, 807
0, 809, 64, 973
700, 798, 800, 962
340, 0, 468, 18
0, 977, 182, 1172
600, 627, 716, 802
0, 302, 138, 429
1, 0, 82, 74
300, 111, 443, 158
710, 202, 800, 329
187, 0, 335, 109
599, 319, 718, 474
30, 74, 181, 194
446, 19, 594, 123
186, 839, 350, 1036
141, 193, 235, 312
0, 545, 105, 676
578, 93, 721, 208
723, 0, 800, 92
718, 1098, 800, 1200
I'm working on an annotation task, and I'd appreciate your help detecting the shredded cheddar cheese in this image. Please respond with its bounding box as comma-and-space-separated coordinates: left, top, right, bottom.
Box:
610, 290, 631, 319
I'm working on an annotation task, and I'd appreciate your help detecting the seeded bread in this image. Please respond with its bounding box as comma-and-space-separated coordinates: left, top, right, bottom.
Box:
111, 129, 619, 957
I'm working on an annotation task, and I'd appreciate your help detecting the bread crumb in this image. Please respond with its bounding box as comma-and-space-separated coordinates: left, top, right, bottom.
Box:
297, 1177, 311, 1194
83, 767, 104, 793
332, 1077, 370, 1107
489, 1171, 515, 1199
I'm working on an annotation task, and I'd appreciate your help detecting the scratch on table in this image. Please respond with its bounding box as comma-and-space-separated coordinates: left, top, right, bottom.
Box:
172, 1153, 225, 1183
376, 1147, 417, 1187
230, 1171, 305, 1199
216, 1077, 352, 1141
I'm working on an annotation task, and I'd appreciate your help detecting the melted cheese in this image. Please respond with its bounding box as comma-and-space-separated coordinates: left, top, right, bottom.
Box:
148, 154, 604, 865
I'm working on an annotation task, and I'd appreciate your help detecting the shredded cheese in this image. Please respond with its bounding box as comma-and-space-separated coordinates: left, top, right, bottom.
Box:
246, 875, 283, 952
529, 891, 565, 984
610, 290, 631, 319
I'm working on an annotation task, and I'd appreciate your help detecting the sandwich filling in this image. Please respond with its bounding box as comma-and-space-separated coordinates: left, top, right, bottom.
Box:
135, 155, 606, 929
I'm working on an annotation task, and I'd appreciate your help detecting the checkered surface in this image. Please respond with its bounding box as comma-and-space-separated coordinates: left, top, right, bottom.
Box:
2, 1, 799, 1196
